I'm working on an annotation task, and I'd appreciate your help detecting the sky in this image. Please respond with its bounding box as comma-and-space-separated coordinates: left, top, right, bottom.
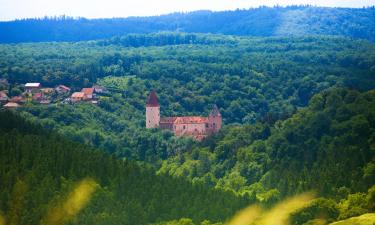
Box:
0, 0, 375, 21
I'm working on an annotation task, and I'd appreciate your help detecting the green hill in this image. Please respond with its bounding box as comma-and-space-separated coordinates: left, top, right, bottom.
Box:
159, 88, 375, 223
0, 34, 374, 164
1, 6, 375, 43
0, 110, 248, 225
0, 33, 374, 224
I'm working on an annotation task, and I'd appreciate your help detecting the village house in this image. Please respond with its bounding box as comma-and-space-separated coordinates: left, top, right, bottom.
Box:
146, 91, 222, 141
81, 88, 94, 100
10, 96, 25, 104
32, 92, 44, 102
55, 85, 71, 94
25, 83, 41, 92
4, 102, 20, 108
71, 92, 86, 102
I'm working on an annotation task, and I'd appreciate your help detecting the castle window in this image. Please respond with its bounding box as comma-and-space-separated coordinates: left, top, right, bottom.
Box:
205, 124, 209, 128
183, 125, 186, 129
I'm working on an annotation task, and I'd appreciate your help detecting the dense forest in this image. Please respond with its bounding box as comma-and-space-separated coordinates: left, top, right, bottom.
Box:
0, 31, 374, 223
0, 110, 249, 225
159, 88, 375, 223
1, 33, 374, 165
1, 6, 375, 43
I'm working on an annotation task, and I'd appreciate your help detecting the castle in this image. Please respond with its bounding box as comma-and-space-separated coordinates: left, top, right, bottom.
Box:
146, 91, 222, 140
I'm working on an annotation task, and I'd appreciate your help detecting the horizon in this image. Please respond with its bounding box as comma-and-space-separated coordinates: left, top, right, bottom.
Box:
1, 0, 375, 21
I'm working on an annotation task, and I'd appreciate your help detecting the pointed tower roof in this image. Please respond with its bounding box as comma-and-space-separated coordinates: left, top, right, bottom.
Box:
146, 91, 159, 107
209, 105, 221, 117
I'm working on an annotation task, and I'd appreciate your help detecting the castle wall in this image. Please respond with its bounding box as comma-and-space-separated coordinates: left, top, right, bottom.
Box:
146, 106, 160, 128
174, 123, 207, 136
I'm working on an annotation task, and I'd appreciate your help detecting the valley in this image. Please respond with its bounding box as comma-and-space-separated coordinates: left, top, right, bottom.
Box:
0, 6, 374, 225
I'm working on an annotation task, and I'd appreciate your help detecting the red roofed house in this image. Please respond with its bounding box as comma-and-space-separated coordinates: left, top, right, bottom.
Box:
4, 102, 20, 108
55, 85, 71, 94
81, 88, 94, 100
10, 96, 25, 104
146, 91, 222, 141
32, 92, 44, 102
71, 92, 85, 102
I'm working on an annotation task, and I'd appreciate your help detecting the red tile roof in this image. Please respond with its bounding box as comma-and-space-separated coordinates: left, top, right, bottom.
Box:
4, 102, 19, 108
81, 88, 94, 95
147, 91, 159, 107
174, 116, 209, 124
72, 92, 85, 98
10, 96, 24, 103
32, 92, 43, 100
58, 85, 70, 90
0, 91, 8, 98
160, 117, 177, 124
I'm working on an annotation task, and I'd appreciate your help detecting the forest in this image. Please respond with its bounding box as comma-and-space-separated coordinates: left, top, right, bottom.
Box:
1, 6, 375, 43
0, 32, 374, 224
0, 110, 249, 225
1, 33, 374, 163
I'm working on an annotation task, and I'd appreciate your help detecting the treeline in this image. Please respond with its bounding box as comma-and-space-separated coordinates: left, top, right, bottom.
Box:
96, 33, 237, 47
158, 88, 375, 224
0, 110, 249, 225
1, 6, 375, 43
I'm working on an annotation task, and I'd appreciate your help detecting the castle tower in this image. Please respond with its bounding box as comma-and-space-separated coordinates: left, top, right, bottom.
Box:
146, 91, 160, 128
208, 105, 222, 133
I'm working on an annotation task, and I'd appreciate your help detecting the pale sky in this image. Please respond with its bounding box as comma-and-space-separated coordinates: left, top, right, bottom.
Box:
0, 0, 375, 21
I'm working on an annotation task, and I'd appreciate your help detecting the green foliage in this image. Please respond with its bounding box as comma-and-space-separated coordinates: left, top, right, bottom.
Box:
337, 186, 375, 220
1, 6, 375, 43
0, 111, 249, 225
159, 89, 375, 215
0, 33, 374, 224
2, 34, 372, 165
329, 213, 375, 225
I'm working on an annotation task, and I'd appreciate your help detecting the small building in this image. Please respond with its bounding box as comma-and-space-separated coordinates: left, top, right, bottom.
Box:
4, 102, 20, 108
71, 92, 85, 102
32, 92, 44, 102
25, 83, 41, 92
81, 88, 94, 99
0, 91, 9, 103
10, 96, 25, 104
55, 85, 71, 94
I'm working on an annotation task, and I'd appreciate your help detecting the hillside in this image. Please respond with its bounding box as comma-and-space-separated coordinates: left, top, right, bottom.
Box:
158, 88, 375, 224
0, 110, 249, 225
0, 33, 374, 164
0, 6, 375, 43
0, 33, 374, 224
